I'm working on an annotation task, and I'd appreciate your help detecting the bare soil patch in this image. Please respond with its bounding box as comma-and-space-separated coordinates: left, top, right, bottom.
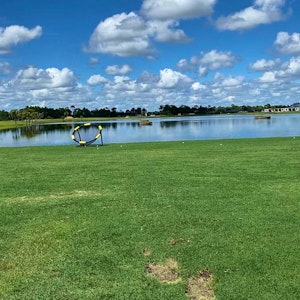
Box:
146, 258, 181, 283
142, 248, 152, 256
186, 269, 215, 300
169, 237, 184, 245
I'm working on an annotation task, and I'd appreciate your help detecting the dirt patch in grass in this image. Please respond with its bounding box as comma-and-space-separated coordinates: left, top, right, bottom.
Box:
146, 258, 181, 283
169, 237, 184, 245
186, 269, 215, 300
142, 248, 152, 256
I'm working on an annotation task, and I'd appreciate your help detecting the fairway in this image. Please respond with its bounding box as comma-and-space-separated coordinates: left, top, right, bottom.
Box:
0, 138, 299, 299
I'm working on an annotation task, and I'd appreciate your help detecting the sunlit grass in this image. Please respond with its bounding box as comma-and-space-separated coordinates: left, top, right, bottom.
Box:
0, 138, 299, 299
0, 116, 140, 130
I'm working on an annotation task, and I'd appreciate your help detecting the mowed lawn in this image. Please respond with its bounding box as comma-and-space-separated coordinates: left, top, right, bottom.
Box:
0, 138, 299, 299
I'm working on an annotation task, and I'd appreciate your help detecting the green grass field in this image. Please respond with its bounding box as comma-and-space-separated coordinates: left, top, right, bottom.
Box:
0, 117, 125, 130
0, 138, 299, 299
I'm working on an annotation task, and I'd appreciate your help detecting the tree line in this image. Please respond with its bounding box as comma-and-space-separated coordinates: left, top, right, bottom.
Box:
0, 103, 295, 122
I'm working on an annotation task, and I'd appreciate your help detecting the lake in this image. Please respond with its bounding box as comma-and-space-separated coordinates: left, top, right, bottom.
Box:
0, 114, 299, 147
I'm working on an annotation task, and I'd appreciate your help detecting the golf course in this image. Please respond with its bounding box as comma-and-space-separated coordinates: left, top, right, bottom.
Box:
0, 137, 299, 299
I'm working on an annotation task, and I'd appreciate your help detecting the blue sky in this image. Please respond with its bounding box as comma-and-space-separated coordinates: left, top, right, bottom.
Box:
1, 0, 300, 111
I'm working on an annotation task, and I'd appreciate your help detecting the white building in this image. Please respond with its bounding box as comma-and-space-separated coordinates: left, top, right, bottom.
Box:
263, 103, 300, 113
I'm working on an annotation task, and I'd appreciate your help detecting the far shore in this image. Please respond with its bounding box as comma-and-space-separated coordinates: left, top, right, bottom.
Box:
1, 111, 299, 131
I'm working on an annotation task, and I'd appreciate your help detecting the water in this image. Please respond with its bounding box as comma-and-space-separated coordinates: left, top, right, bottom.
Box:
0, 114, 299, 147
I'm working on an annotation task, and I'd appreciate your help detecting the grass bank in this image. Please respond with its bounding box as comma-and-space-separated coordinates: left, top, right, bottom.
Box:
0, 138, 299, 299
0, 118, 116, 130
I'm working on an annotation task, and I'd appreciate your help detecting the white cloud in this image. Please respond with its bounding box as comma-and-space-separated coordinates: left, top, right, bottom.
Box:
177, 50, 238, 76
141, 0, 216, 21
200, 50, 238, 70
114, 76, 130, 84
105, 64, 132, 75
85, 0, 222, 58
214, 72, 223, 80
191, 82, 206, 91
198, 66, 208, 77
87, 74, 108, 86
86, 12, 190, 57
0, 25, 42, 54
256, 56, 300, 82
215, 0, 287, 31
46, 68, 77, 88
249, 88, 261, 96
104, 76, 139, 93
0, 62, 12, 74
211, 74, 245, 91
87, 12, 152, 57
249, 58, 280, 71
86, 0, 218, 57
0, 66, 93, 109
147, 20, 189, 43
89, 57, 99, 64
2, 63, 299, 110
157, 68, 192, 88
224, 95, 235, 102
274, 32, 300, 55
277, 56, 300, 78
259, 71, 277, 82
219, 76, 244, 87
177, 59, 189, 69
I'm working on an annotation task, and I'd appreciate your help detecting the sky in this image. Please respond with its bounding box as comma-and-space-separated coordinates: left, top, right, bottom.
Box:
1, 0, 300, 112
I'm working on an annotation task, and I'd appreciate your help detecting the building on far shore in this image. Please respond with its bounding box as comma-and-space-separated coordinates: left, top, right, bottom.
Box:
263, 103, 300, 113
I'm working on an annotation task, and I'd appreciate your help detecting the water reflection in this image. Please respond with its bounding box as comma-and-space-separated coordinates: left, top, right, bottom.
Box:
0, 114, 299, 147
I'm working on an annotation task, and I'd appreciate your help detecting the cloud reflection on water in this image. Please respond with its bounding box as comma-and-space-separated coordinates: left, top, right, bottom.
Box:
0, 114, 299, 147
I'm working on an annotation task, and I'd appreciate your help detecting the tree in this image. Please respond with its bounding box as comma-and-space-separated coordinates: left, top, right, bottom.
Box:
70, 105, 75, 116
19, 107, 38, 125
141, 108, 147, 116
130, 107, 136, 116
0, 110, 9, 121
111, 107, 117, 117
9, 109, 19, 124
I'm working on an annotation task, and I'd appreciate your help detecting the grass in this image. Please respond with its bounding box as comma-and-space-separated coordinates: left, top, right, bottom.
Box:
0, 120, 28, 130
0, 117, 139, 130
0, 138, 299, 299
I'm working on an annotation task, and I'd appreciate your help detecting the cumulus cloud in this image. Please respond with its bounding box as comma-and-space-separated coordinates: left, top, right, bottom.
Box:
47, 68, 77, 88
177, 50, 238, 76
0, 25, 42, 54
86, 0, 219, 58
147, 20, 189, 43
199, 50, 238, 70
277, 56, 300, 78
86, 12, 152, 57
105, 64, 132, 75
191, 82, 206, 91
102, 75, 136, 92
0, 66, 91, 109
86, 11, 192, 57
7, 67, 77, 92
177, 58, 189, 70
2, 63, 299, 111
218, 76, 245, 87
274, 32, 300, 55
259, 71, 277, 82
0, 62, 12, 74
257, 56, 300, 83
141, 0, 216, 20
249, 58, 280, 71
215, 0, 287, 31
157, 68, 192, 88
87, 74, 108, 86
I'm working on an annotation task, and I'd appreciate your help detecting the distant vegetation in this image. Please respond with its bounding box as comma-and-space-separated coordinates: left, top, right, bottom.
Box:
0, 103, 298, 122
